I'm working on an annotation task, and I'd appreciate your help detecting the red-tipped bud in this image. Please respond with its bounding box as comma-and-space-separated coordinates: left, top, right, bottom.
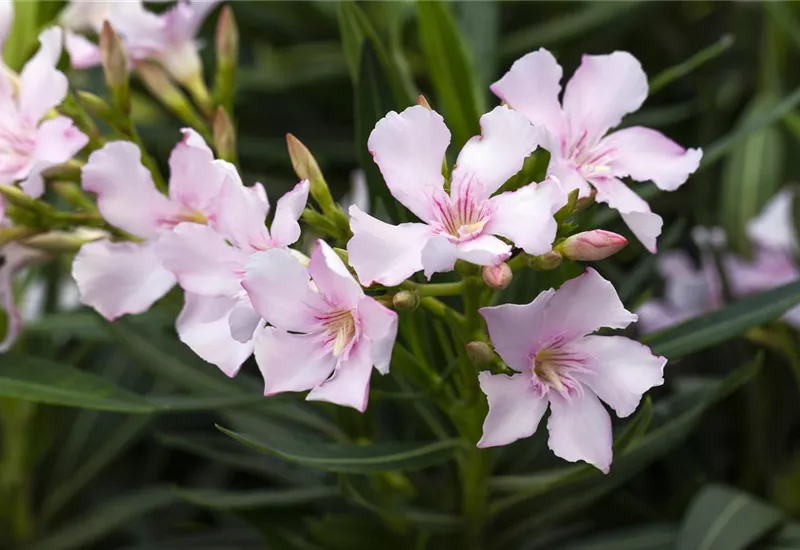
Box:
417, 95, 432, 110
213, 107, 236, 162
215, 5, 239, 69
392, 290, 420, 311
100, 21, 128, 90
559, 230, 627, 261
482, 263, 512, 290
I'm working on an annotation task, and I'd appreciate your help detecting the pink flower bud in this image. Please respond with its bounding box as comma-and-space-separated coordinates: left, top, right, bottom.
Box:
466, 341, 494, 366
482, 263, 512, 290
560, 230, 627, 261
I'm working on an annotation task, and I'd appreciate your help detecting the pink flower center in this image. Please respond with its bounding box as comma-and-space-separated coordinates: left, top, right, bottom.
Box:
318, 308, 357, 357
565, 130, 614, 182
429, 176, 491, 242
531, 344, 587, 397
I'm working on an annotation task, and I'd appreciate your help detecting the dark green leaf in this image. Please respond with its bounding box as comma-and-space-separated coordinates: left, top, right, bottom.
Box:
645, 281, 800, 359
218, 425, 464, 473
417, 1, 483, 147
649, 34, 735, 95
678, 485, 785, 550
0, 354, 157, 413
559, 524, 678, 550
23, 488, 177, 550
173, 486, 339, 509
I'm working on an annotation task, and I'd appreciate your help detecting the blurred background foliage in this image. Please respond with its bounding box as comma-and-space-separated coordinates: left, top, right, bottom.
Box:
5, 1, 800, 549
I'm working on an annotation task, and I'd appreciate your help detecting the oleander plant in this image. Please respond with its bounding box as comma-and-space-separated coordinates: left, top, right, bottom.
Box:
2, 1, 800, 549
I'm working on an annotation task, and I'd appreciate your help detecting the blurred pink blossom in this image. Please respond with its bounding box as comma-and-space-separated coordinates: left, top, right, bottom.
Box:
478, 268, 665, 472
348, 105, 566, 286
492, 49, 702, 252
242, 240, 397, 412
64, 0, 220, 85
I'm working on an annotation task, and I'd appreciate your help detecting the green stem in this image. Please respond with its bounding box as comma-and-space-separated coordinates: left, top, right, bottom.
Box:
0, 399, 35, 543
401, 280, 465, 297
419, 297, 465, 325
460, 446, 491, 550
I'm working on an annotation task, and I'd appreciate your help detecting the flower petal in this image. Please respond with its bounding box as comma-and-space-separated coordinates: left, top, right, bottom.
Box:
72, 240, 175, 321
242, 248, 327, 332
83, 141, 180, 239
65, 30, 102, 69
21, 116, 88, 198
306, 340, 374, 412
486, 178, 567, 255
747, 188, 797, 252
454, 234, 512, 267
367, 105, 449, 221
269, 180, 310, 247
490, 48, 566, 139
176, 293, 255, 377
548, 157, 592, 197
563, 52, 648, 145
356, 296, 398, 375
479, 289, 556, 372
254, 327, 336, 396
543, 268, 637, 342
724, 247, 799, 298
477, 372, 548, 448
420, 235, 459, 279
547, 389, 613, 473
60, 1, 109, 32
157, 222, 245, 296
601, 126, 702, 191
347, 205, 432, 286
452, 106, 541, 199
214, 167, 271, 252
18, 27, 68, 123
167, 128, 225, 213
0, 243, 47, 352
229, 300, 263, 343
569, 335, 666, 418
634, 300, 689, 335
309, 239, 363, 310
0, 1, 13, 50
593, 178, 663, 253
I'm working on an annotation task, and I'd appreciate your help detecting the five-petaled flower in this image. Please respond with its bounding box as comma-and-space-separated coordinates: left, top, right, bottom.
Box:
348, 104, 566, 286
492, 48, 702, 252
72, 129, 232, 321
0, 12, 88, 197
242, 240, 398, 412
478, 268, 666, 472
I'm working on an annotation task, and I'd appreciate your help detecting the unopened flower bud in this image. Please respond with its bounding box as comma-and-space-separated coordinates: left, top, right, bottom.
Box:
213, 107, 236, 163
527, 250, 562, 271
466, 341, 494, 366
135, 62, 208, 131
558, 230, 627, 261
482, 263, 512, 290
417, 94, 432, 110
22, 230, 105, 254
392, 290, 420, 311
100, 21, 129, 113
286, 133, 336, 214
216, 5, 239, 71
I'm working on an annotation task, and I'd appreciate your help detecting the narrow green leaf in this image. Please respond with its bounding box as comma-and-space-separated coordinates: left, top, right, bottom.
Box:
678, 485, 785, 550
649, 35, 735, 95
217, 425, 464, 473
417, 1, 483, 147
560, 524, 678, 550
613, 396, 653, 451
500, 2, 643, 57
455, 2, 499, 90
23, 488, 176, 550
644, 280, 800, 359
0, 355, 157, 413
4, 0, 39, 71
173, 486, 339, 510
720, 94, 785, 254
149, 393, 267, 411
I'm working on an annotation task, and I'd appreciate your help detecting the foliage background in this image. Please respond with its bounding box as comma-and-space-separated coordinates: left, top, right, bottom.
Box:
3, 1, 800, 549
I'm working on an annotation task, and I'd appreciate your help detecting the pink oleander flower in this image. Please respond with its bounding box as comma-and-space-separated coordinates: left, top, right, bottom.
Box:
59, 0, 113, 33
242, 240, 398, 412
157, 171, 309, 377
348, 105, 566, 286
725, 189, 800, 327
0, 22, 88, 197
492, 49, 703, 253
0, 196, 48, 352
72, 129, 231, 321
65, 0, 220, 85
478, 268, 666, 472
635, 245, 723, 334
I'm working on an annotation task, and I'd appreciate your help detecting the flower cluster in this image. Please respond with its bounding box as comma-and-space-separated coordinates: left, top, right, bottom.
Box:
0, 0, 709, 473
